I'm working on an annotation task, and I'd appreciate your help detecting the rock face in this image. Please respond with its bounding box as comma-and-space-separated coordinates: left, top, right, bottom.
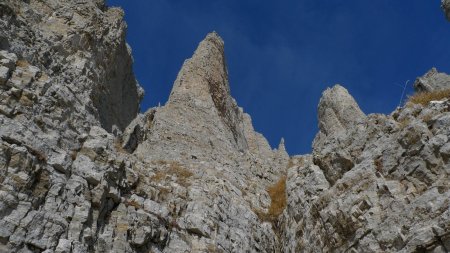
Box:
282, 96, 450, 252
317, 85, 366, 136
0, 1, 288, 251
134, 32, 250, 162
313, 85, 366, 153
414, 68, 450, 93
443, 0, 450, 21
0, 1, 449, 253
0, 0, 143, 132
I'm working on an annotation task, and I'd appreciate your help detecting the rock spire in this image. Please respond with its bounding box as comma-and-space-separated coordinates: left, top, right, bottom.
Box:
0, 1, 450, 252
317, 84, 365, 137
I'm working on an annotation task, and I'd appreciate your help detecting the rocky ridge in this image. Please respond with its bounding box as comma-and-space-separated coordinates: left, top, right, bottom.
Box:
0, 1, 449, 253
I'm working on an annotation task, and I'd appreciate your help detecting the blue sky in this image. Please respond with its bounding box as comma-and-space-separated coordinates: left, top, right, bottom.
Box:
107, 0, 450, 155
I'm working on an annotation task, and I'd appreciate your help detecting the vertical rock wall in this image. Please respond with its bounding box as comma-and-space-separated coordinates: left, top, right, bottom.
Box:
0, 1, 449, 253
0, 0, 143, 132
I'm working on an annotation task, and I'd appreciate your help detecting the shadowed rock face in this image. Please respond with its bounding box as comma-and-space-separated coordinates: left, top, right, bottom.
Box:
0, 1, 450, 253
443, 0, 450, 21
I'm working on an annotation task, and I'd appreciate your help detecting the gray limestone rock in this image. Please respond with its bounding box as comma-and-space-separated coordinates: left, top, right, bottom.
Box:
0, 0, 449, 252
0, 0, 142, 132
414, 68, 450, 92
282, 91, 450, 252
317, 84, 366, 137
0, 66, 9, 86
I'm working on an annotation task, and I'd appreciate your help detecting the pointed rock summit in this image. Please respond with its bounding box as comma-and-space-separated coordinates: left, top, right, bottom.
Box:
166, 32, 248, 150
2, 1, 450, 252
317, 84, 365, 137
168, 32, 229, 105
134, 32, 255, 161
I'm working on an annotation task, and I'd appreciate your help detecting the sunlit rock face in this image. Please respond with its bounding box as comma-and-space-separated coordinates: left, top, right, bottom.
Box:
281, 78, 450, 252
0, 1, 449, 252
414, 68, 450, 93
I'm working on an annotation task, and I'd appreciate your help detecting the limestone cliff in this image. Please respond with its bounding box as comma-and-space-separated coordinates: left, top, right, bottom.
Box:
0, 1, 449, 253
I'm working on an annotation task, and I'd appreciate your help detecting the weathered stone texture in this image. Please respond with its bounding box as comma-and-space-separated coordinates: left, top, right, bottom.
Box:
414, 68, 450, 93
0, 1, 449, 253
282, 89, 450, 253
0, 0, 143, 132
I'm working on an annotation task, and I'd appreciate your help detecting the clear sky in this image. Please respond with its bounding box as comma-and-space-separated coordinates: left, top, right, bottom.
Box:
107, 0, 450, 155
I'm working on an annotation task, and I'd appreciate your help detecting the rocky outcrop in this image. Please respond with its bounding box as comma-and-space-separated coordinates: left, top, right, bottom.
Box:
1, 1, 450, 252
316, 85, 366, 137
414, 68, 450, 93
443, 0, 450, 21
0, 1, 288, 250
282, 88, 450, 252
312, 85, 366, 184
134, 32, 251, 163
167, 32, 248, 152
0, 0, 143, 132
126, 32, 289, 252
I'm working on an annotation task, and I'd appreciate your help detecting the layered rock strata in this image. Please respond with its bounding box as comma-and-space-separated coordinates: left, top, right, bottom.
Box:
0, 1, 288, 252
414, 68, 450, 93
443, 0, 450, 21
281, 84, 450, 252
0, 1, 450, 253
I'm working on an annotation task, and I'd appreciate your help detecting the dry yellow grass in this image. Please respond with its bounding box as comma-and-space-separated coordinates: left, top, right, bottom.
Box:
116, 223, 129, 233
16, 59, 30, 68
374, 158, 383, 173
167, 162, 193, 179
124, 199, 142, 209
267, 175, 287, 219
114, 138, 128, 153
70, 150, 78, 161
407, 89, 450, 106
254, 175, 287, 224
397, 117, 411, 129
151, 171, 166, 182
151, 161, 193, 188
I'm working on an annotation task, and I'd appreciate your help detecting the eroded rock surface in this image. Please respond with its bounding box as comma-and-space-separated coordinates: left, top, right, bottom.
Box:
414, 68, 450, 93
282, 91, 450, 252
0, 0, 143, 132
0, 1, 450, 253
316, 85, 366, 137
0, 1, 288, 251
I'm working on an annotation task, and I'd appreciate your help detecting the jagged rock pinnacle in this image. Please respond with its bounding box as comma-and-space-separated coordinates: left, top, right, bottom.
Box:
414, 68, 450, 92
168, 31, 228, 105
317, 84, 365, 137
2, 1, 450, 252
164, 32, 248, 151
